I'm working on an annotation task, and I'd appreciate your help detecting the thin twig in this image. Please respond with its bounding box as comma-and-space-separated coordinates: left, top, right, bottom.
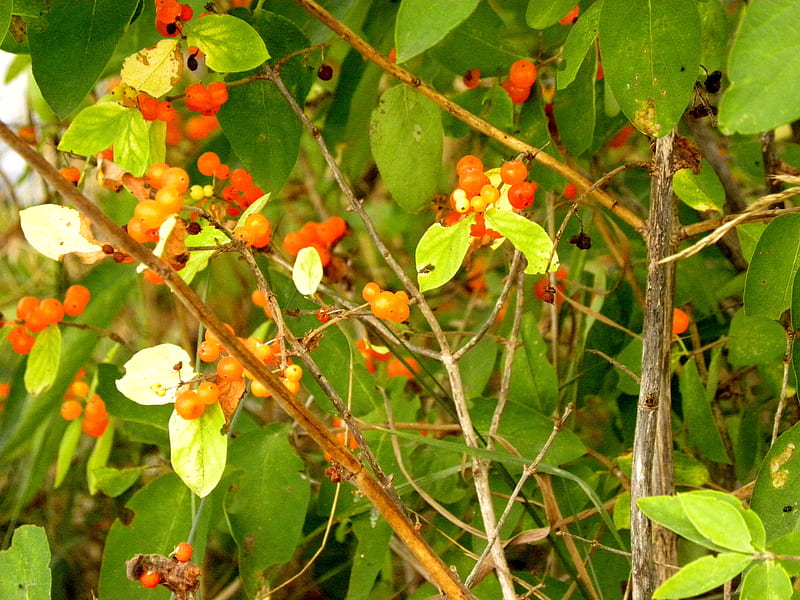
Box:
771, 319, 796, 445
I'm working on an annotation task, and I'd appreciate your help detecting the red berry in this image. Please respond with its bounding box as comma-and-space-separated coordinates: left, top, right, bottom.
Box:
564, 182, 578, 199
456, 155, 483, 177
463, 68, 481, 89
59, 167, 81, 183
559, 5, 580, 25
502, 78, 532, 104
174, 542, 193, 562
140, 570, 160, 588
508, 181, 537, 209
316, 307, 331, 323
60, 399, 83, 421
39, 298, 65, 325
673, 308, 690, 335
16, 296, 40, 321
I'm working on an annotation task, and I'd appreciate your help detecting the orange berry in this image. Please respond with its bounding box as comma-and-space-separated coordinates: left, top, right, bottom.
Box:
197, 381, 220, 405
25, 307, 49, 333
207, 81, 228, 105
0, 383, 9, 399
284, 364, 303, 382
59, 167, 81, 183
214, 164, 230, 180
84, 396, 107, 420
217, 356, 243, 381
82, 414, 109, 438
173, 542, 193, 562
147, 162, 171, 189
16, 296, 40, 320
60, 399, 83, 421
250, 379, 271, 397
198, 340, 221, 362
175, 390, 205, 420
155, 186, 184, 213
456, 155, 483, 176
362, 282, 381, 303
502, 78, 531, 104
134, 199, 170, 229
371, 290, 396, 320
161, 167, 190, 193
143, 269, 165, 285
559, 5, 580, 25
18, 125, 36, 144
509, 59, 537, 88
564, 182, 578, 199
673, 308, 690, 335
317, 216, 347, 245
463, 68, 481, 89
500, 160, 528, 186
8, 327, 35, 354
139, 570, 160, 589
184, 115, 219, 141
68, 380, 90, 398
480, 184, 500, 205
197, 151, 221, 176
282, 378, 300, 394
251, 289, 268, 307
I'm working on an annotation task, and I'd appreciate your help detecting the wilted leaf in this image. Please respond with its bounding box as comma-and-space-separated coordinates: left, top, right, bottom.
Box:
218, 378, 246, 423
20, 205, 104, 260
116, 344, 196, 405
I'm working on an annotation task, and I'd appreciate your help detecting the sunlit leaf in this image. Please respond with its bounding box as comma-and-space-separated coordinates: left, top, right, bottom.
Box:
121, 39, 183, 98
20, 205, 103, 260
416, 217, 472, 292
484, 208, 557, 274
169, 403, 227, 497
183, 14, 269, 73
24, 325, 60, 396
653, 553, 751, 599
116, 344, 196, 406
292, 246, 323, 295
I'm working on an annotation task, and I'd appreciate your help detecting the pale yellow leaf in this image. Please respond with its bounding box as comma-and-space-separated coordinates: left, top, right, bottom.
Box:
20, 205, 104, 260
121, 39, 183, 98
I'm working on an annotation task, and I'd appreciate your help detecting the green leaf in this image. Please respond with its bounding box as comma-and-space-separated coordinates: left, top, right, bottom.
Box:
673, 161, 726, 213
370, 85, 443, 213
638, 493, 730, 551
769, 531, 800, 576
57, 103, 156, 176
727, 310, 786, 367
483, 208, 557, 275
652, 553, 752, 599
87, 419, 115, 495
226, 425, 311, 597
181, 225, 230, 284
553, 50, 597, 156
347, 514, 393, 600
430, 2, 526, 75
395, 0, 480, 63
54, 418, 82, 489
678, 357, 729, 463
415, 217, 472, 292
558, 0, 603, 89
121, 38, 183, 98
292, 246, 323, 295
91, 466, 145, 498
460, 337, 498, 398
526, 0, 581, 29
100, 474, 196, 599
741, 561, 793, 600
0, 3, 11, 49
518, 312, 559, 415
599, 0, 701, 136
24, 324, 60, 396
169, 403, 227, 497
751, 422, 800, 541
28, 0, 139, 117
183, 14, 269, 73
0, 525, 51, 600
216, 12, 310, 194
679, 493, 754, 553
718, 0, 800, 134
744, 214, 800, 320
738, 222, 767, 265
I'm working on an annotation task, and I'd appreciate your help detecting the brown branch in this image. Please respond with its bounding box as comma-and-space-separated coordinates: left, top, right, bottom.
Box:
630, 132, 678, 600
0, 120, 476, 600
290, 0, 646, 235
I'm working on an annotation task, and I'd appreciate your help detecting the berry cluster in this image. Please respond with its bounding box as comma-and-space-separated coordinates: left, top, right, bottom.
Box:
174, 380, 220, 420
126, 163, 190, 243
196, 152, 265, 215
5, 286, 90, 355
194, 324, 302, 413
155, 0, 194, 38
60, 369, 110, 437
282, 217, 347, 268
111, 83, 177, 124
361, 282, 410, 323
234, 213, 271, 248
184, 82, 229, 116
502, 59, 538, 104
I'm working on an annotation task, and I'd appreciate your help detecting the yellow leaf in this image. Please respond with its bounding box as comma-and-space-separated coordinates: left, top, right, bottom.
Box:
121, 39, 183, 98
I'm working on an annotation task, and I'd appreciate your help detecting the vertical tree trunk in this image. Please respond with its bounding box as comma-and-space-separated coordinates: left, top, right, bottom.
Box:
630, 132, 678, 600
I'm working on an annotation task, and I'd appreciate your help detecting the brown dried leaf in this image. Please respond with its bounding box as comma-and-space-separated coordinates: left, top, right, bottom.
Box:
163, 218, 190, 270
98, 156, 150, 200
218, 378, 246, 424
